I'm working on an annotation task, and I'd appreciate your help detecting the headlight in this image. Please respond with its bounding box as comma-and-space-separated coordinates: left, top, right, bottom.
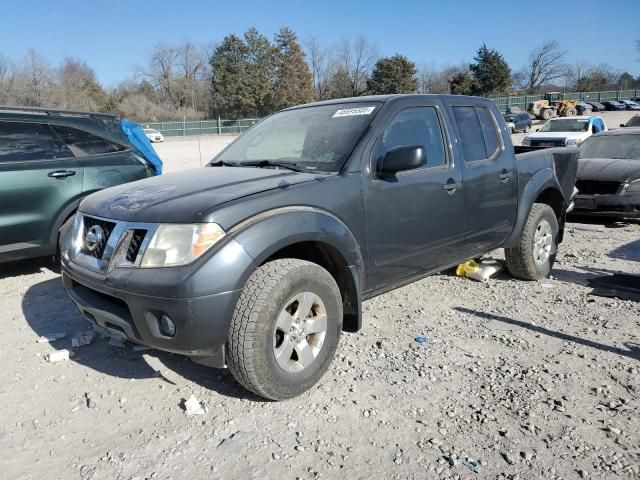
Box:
522, 138, 531, 146
140, 223, 226, 268
565, 139, 582, 146
627, 180, 640, 193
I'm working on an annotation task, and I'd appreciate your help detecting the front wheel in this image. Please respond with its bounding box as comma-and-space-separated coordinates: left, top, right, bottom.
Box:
505, 203, 558, 281
226, 259, 343, 400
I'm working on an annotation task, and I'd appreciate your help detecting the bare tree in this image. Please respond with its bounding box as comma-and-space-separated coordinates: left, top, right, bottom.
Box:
143, 43, 179, 103
19, 49, 53, 106
0, 54, 16, 104
520, 41, 567, 94
336, 36, 378, 96
417, 63, 468, 94
175, 41, 207, 110
305, 34, 333, 100
56, 56, 106, 110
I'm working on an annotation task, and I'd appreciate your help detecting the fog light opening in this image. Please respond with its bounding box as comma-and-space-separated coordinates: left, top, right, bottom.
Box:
159, 314, 176, 337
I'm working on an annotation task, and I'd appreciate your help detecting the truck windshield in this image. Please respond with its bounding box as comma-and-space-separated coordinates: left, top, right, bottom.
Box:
580, 134, 640, 160
212, 103, 380, 172
540, 119, 589, 132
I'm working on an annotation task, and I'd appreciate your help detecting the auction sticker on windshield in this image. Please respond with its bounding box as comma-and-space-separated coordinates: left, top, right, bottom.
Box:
332, 106, 376, 118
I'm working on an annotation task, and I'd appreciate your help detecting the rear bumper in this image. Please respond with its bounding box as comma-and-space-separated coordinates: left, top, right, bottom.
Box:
569, 193, 640, 219
62, 263, 241, 367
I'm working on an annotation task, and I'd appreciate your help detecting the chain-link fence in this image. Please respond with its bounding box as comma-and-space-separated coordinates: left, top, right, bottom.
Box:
144, 89, 640, 137
491, 90, 640, 113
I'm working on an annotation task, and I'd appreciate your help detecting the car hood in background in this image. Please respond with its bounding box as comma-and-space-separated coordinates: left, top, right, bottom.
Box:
79, 166, 323, 223
577, 158, 640, 182
526, 131, 588, 141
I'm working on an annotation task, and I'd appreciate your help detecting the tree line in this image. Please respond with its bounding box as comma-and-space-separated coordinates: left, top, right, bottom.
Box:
1, 31, 639, 121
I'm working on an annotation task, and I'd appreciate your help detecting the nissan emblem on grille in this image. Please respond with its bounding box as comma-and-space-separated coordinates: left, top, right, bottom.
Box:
85, 225, 105, 252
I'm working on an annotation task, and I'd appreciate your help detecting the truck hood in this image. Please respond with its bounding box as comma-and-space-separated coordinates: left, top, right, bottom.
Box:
79, 166, 322, 223
525, 131, 588, 141
577, 158, 640, 182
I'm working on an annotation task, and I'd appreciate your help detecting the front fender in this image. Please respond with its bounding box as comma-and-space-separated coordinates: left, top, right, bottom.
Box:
228, 207, 364, 282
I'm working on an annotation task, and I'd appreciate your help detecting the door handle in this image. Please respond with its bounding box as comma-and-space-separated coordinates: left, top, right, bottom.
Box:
499, 170, 513, 182
443, 180, 462, 195
48, 170, 76, 179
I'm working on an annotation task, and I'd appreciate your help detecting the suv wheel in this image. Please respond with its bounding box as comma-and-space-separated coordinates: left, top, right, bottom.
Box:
226, 259, 343, 400
504, 203, 558, 281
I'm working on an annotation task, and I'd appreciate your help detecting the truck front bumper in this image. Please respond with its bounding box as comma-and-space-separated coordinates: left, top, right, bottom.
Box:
61, 255, 248, 368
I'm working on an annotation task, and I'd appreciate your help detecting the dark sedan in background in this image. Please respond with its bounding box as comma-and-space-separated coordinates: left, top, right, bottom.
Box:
602, 101, 627, 111
571, 128, 640, 219
621, 115, 640, 128
587, 101, 606, 112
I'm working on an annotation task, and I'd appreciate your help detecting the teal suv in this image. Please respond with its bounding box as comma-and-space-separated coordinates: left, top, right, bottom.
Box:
0, 106, 161, 265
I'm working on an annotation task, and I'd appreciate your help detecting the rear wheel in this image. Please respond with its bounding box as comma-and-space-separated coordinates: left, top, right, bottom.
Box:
541, 108, 554, 120
226, 259, 343, 400
505, 203, 558, 281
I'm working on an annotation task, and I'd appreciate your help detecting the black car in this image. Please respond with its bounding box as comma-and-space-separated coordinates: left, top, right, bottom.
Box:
504, 112, 532, 133
602, 101, 626, 111
61, 94, 577, 400
572, 128, 640, 219
620, 115, 640, 128
587, 102, 606, 112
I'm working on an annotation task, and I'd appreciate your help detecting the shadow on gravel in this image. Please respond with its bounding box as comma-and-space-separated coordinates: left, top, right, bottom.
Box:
456, 307, 640, 362
22, 277, 263, 401
609, 239, 640, 263
0, 258, 52, 280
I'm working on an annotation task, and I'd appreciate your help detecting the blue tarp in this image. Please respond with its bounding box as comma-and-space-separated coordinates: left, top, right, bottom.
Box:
120, 119, 163, 175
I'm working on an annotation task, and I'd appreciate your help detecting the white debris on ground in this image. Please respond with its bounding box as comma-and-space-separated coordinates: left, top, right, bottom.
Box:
0, 220, 639, 479
36, 332, 67, 343
183, 395, 207, 416
45, 349, 72, 363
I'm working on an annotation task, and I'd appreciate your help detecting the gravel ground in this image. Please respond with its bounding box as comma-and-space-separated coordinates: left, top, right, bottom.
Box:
1, 224, 639, 479
1, 111, 639, 480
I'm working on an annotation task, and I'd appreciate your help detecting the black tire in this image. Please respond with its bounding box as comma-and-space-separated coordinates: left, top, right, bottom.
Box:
226, 259, 343, 400
541, 109, 554, 120
564, 107, 577, 117
504, 203, 559, 281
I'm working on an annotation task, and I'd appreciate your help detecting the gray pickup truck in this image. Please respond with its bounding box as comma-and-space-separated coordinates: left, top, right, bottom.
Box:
61, 95, 577, 400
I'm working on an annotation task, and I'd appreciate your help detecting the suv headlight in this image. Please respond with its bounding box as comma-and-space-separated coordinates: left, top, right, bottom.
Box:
565, 138, 582, 146
627, 180, 640, 193
140, 223, 226, 268
522, 138, 531, 146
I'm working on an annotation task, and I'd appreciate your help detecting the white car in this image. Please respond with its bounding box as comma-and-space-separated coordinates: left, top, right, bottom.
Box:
143, 128, 164, 143
522, 116, 607, 148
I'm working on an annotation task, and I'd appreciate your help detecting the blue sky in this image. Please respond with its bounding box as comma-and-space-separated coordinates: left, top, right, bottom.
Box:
2, 0, 639, 86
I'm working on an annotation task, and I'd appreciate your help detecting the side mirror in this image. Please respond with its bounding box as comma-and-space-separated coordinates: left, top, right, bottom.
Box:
620, 123, 625, 127
380, 145, 426, 175
536, 128, 540, 132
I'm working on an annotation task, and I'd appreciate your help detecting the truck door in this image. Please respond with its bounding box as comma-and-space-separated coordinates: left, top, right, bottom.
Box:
0, 121, 83, 256
362, 101, 466, 293
449, 104, 517, 256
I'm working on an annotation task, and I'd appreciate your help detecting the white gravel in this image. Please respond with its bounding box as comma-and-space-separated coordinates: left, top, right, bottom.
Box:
1, 112, 639, 479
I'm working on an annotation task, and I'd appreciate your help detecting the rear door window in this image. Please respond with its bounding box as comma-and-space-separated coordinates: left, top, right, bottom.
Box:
50, 125, 126, 157
452, 106, 488, 162
452, 106, 501, 162
0, 121, 72, 162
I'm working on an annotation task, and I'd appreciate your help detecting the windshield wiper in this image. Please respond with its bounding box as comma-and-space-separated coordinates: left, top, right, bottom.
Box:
241, 160, 302, 172
209, 160, 239, 167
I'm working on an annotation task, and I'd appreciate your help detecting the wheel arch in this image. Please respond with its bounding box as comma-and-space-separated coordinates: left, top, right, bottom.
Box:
504, 169, 566, 248
229, 208, 365, 332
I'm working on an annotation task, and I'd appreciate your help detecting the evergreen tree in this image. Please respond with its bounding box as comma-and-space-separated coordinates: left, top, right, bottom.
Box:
270, 27, 313, 110
366, 54, 417, 94
244, 28, 276, 116
210, 34, 251, 118
327, 68, 354, 99
449, 72, 475, 95
469, 44, 512, 96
